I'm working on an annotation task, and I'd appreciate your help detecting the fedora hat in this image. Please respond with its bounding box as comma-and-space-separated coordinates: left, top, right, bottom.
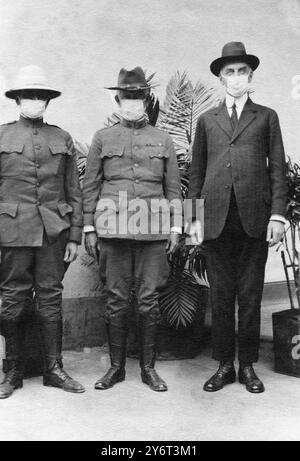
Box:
5, 65, 61, 100
210, 42, 260, 76
105, 67, 152, 91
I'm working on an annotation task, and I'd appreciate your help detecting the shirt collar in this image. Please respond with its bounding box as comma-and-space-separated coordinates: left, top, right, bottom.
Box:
225, 92, 249, 110
120, 116, 148, 129
19, 115, 44, 128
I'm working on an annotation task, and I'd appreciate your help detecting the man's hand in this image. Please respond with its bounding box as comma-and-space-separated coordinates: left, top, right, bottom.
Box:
266, 220, 285, 247
84, 231, 99, 259
64, 241, 78, 263
188, 220, 203, 245
166, 232, 180, 255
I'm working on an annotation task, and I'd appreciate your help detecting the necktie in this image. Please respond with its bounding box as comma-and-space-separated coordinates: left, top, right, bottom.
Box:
230, 102, 238, 131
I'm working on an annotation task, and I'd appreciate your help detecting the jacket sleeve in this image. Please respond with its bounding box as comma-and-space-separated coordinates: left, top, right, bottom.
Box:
82, 131, 103, 227
267, 110, 287, 217
187, 115, 207, 220
64, 134, 83, 244
163, 135, 182, 229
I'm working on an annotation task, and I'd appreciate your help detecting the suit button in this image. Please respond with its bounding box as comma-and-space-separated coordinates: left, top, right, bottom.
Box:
226, 162, 231, 168
135, 179, 140, 183
134, 146, 138, 150
36, 163, 40, 168
225, 185, 230, 189
134, 163, 139, 167
36, 201, 41, 205
133, 131, 139, 136
35, 145, 41, 150
230, 143, 234, 147
36, 182, 40, 187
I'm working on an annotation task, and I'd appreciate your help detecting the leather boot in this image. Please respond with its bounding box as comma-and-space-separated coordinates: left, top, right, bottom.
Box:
0, 320, 23, 399
95, 314, 127, 390
139, 316, 167, 392
239, 363, 265, 393
203, 361, 236, 392
39, 319, 85, 393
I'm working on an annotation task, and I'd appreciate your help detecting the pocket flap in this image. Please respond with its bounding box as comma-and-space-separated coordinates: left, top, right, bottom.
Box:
0, 142, 24, 154
0, 202, 18, 217
148, 145, 168, 158
57, 203, 73, 216
49, 142, 69, 155
100, 145, 124, 159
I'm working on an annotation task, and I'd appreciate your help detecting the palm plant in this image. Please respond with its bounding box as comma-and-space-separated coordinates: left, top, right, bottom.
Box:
278, 157, 300, 309
154, 72, 220, 328
76, 71, 221, 329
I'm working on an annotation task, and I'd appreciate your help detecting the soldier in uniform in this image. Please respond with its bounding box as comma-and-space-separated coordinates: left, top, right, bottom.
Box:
0, 65, 85, 398
83, 67, 182, 392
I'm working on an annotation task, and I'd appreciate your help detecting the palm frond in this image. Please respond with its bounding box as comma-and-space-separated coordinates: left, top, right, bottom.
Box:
159, 269, 206, 329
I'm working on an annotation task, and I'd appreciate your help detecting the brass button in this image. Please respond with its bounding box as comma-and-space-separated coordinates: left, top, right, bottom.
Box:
230, 143, 234, 147
225, 185, 230, 189
133, 131, 139, 136
35, 145, 41, 150
134, 163, 139, 167
135, 179, 140, 183
36, 163, 40, 169
134, 146, 138, 150
37, 201, 41, 205
226, 162, 231, 168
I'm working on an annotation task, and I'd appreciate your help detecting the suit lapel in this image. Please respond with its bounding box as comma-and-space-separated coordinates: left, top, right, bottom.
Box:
231, 98, 258, 142
213, 101, 233, 139
213, 97, 258, 142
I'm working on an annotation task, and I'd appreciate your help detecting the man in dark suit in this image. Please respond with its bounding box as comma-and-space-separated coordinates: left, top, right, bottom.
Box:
188, 42, 287, 393
0, 65, 85, 398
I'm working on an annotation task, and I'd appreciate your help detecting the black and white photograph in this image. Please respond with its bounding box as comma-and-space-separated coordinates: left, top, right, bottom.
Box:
0, 0, 299, 445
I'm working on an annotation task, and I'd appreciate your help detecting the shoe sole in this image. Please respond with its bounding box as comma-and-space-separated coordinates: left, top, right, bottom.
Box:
43, 381, 85, 393
94, 375, 125, 390
239, 378, 265, 393
141, 376, 168, 392
0, 381, 23, 399
203, 376, 236, 392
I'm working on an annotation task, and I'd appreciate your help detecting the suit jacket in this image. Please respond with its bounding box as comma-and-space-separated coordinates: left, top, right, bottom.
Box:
0, 117, 83, 246
82, 118, 182, 240
188, 98, 287, 240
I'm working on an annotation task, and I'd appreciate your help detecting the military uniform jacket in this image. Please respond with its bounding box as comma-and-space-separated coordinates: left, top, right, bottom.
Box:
82, 118, 182, 240
188, 98, 287, 240
0, 117, 83, 246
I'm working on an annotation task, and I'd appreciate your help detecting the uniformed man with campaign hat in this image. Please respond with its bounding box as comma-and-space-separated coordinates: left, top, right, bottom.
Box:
0, 65, 85, 398
83, 67, 182, 392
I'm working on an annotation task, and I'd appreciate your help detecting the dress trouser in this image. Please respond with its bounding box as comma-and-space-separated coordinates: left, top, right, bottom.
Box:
99, 238, 170, 322
0, 231, 69, 361
204, 191, 269, 363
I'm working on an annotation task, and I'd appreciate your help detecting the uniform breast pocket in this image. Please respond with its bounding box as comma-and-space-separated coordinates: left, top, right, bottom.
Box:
0, 203, 19, 244
148, 145, 168, 178
100, 146, 124, 179
49, 142, 69, 176
0, 142, 25, 176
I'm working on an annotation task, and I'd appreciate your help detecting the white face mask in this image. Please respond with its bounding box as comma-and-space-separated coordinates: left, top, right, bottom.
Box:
223, 74, 250, 98
19, 99, 47, 119
119, 99, 145, 121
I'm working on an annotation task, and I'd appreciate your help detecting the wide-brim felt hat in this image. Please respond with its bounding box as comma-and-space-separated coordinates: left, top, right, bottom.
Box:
5, 65, 61, 100
105, 66, 152, 91
210, 42, 260, 76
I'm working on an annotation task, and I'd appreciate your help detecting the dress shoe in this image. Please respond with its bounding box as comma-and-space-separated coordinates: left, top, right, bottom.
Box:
0, 363, 23, 399
95, 367, 125, 390
203, 362, 236, 392
141, 367, 168, 392
43, 362, 85, 393
238, 364, 265, 393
